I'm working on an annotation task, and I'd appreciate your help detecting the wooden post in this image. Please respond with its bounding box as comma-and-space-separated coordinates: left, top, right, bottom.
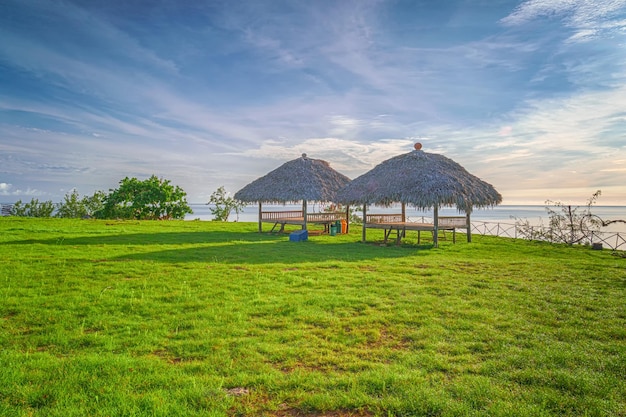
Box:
302, 200, 308, 230
401, 202, 406, 222
258, 202, 262, 233
362, 204, 367, 243
466, 210, 472, 243
346, 205, 350, 233
433, 206, 439, 248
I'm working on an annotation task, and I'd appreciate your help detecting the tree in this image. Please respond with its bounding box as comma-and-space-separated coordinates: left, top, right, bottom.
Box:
11, 198, 55, 217
515, 190, 625, 245
207, 186, 245, 221
323, 203, 362, 224
82, 190, 106, 217
56, 189, 86, 218
97, 176, 192, 220
56, 189, 106, 218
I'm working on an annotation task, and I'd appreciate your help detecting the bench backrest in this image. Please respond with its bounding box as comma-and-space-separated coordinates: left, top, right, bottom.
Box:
438, 216, 467, 228
307, 212, 345, 222
261, 210, 303, 220
366, 214, 403, 224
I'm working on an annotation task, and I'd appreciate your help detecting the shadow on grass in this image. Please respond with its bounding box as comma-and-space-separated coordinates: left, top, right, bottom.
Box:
1, 231, 279, 246
109, 239, 434, 264
2, 230, 435, 264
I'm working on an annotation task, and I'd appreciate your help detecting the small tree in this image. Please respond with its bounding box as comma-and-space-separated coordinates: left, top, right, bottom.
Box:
11, 198, 55, 217
83, 190, 106, 217
207, 186, 245, 221
97, 176, 192, 220
514, 190, 626, 245
56, 189, 87, 218
322, 203, 362, 224
56, 189, 106, 218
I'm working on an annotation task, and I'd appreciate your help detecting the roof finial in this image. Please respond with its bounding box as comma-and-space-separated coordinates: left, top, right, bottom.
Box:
302, 153, 307, 159
414, 143, 422, 151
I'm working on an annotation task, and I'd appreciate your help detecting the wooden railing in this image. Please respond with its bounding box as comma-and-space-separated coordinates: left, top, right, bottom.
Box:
261, 210, 302, 221
438, 216, 467, 228
261, 211, 346, 223
307, 212, 345, 222
366, 214, 403, 223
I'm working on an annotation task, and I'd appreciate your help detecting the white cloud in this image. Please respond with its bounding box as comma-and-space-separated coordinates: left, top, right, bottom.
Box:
501, 0, 626, 42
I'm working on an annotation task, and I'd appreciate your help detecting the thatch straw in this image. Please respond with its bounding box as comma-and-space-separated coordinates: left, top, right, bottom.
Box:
337, 145, 502, 212
235, 154, 351, 203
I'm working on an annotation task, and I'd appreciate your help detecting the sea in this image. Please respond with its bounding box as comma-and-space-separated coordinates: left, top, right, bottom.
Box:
190, 204, 626, 233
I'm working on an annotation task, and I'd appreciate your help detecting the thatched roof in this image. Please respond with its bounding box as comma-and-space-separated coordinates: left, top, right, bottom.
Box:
336, 144, 502, 211
235, 154, 351, 203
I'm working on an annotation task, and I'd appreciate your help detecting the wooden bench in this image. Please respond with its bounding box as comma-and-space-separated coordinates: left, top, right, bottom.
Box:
364, 214, 467, 244
261, 211, 347, 233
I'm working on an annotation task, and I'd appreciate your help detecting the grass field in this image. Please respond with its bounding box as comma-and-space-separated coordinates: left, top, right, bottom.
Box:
0, 218, 624, 416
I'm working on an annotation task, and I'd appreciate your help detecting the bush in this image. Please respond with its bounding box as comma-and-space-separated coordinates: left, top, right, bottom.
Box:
11, 198, 55, 217
97, 176, 192, 220
56, 189, 106, 218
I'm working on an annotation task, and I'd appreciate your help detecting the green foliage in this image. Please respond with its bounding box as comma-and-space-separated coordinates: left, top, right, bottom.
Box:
10, 198, 55, 217
207, 186, 245, 221
0, 219, 624, 416
97, 175, 192, 220
323, 203, 363, 224
82, 190, 106, 217
56, 189, 106, 218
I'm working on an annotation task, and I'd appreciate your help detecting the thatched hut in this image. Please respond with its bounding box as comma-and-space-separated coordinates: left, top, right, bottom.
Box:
235, 153, 351, 232
337, 143, 502, 246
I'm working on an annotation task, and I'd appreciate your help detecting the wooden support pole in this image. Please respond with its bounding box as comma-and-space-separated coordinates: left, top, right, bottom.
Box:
401, 202, 406, 223
433, 205, 439, 248
258, 202, 262, 233
362, 204, 367, 243
302, 200, 308, 230
466, 210, 472, 243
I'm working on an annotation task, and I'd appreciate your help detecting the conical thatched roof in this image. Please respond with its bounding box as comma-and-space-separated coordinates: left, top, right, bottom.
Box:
235, 154, 351, 203
337, 144, 502, 211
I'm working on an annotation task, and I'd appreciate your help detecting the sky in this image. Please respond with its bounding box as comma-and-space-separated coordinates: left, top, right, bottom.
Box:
1, 0, 625, 206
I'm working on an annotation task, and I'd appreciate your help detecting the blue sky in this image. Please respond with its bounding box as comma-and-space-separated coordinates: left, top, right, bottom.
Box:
1, 0, 625, 205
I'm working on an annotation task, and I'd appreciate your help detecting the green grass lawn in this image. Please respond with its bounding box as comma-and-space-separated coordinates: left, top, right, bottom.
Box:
0, 218, 624, 417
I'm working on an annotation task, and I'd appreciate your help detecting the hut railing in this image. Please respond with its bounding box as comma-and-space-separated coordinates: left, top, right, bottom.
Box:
366, 214, 403, 223
438, 216, 467, 228
307, 212, 346, 222
261, 210, 303, 221
261, 211, 346, 222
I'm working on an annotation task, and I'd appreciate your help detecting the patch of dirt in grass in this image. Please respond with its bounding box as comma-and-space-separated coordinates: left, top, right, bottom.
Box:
449, 261, 482, 272
150, 349, 183, 364
357, 265, 378, 271
3, 310, 18, 320
225, 387, 249, 396
270, 408, 374, 417
364, 327, 409, 350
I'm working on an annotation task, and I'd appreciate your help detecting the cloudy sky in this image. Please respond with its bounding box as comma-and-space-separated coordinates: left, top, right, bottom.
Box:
1, 0, 625, 205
